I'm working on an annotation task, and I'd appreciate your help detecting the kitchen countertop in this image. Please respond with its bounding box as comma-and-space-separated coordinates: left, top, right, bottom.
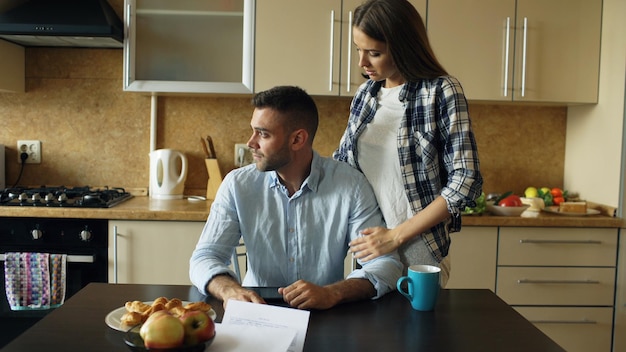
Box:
0, 196, 622, 227
463, 211, 623, 228
0, 196, 211, 221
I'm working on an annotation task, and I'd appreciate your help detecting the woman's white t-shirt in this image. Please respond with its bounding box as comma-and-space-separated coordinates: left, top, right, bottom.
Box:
357, 84, 412, 228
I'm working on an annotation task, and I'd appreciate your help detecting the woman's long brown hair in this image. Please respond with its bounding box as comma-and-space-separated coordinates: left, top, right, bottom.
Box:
353, 0, 448, 81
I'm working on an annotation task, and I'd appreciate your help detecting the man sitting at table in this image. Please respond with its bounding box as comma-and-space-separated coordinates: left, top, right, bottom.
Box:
190, 86, 402, 310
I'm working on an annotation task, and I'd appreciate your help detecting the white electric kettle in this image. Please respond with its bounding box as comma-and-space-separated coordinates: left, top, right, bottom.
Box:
149, 149, 188, 199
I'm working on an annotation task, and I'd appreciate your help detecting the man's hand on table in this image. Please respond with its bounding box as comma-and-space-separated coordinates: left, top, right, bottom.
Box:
208, 274, 266, 309
279, 278, 375, 310
279, 280, 341, 310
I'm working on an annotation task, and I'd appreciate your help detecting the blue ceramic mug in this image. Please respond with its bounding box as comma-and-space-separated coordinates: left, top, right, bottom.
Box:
397, 264, 441, 311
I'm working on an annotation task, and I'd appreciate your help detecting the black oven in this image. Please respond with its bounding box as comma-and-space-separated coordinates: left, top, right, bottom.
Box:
0, 217, 108, 348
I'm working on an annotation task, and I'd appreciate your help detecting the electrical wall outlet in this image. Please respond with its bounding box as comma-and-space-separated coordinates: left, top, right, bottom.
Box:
234, 143, 253, 167
17, 140, 41, 164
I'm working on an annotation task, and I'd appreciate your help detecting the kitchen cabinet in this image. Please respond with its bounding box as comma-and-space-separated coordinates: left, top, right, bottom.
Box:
123, 0, 254, 94
255, 0, 426, 96
445, 226, 497, 291
108, 220, 203, 285
0, 39, 24, 93
108, 220, 247, 285
427, 0, 602, 103
496, 227, 617, 352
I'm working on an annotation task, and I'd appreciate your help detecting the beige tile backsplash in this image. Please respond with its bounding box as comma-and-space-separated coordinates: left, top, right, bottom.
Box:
0, 48, 566, 197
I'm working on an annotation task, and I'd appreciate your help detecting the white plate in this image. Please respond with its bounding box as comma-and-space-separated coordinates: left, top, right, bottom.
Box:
486, 203, 529, 217
105, 301, 217, 331
541, 206, 601, 216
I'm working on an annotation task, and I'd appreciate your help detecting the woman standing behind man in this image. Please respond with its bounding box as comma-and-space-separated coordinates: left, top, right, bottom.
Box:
333, 0, 483, 286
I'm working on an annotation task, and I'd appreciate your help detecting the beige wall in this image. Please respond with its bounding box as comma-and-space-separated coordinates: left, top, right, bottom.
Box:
565, 0, 626, 209
0, 47, 566, 197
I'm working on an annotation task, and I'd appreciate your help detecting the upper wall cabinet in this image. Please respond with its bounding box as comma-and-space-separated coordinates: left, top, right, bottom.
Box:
428, 0, 602, 104
123, 0, 255, 94
0, 39, 24, 93
255, 0, 426, 96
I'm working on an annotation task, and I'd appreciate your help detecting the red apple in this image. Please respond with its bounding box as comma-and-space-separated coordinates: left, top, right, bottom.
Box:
179, 310, 215, 345
139, 310, 185, 349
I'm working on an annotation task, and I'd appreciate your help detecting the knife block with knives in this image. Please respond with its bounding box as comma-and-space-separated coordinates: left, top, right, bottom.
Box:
202, 136, 223, 200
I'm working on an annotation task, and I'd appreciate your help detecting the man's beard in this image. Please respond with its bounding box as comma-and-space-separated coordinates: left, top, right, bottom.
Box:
254, 143, 291, 172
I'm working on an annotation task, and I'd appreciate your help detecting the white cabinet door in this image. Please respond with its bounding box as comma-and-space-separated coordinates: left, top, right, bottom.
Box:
255, 0, 342, 95
255, 0, 426, 96
123, 0, 254, 94
446, 226, 497, 291
428, 0, 601, 103
108, 220, 204, 285
0, 39, 24, 93
512, 0, 601, 103
428, 0, 515, 101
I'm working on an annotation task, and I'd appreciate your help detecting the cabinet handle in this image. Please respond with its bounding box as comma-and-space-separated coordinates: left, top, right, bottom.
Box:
124, 3, 132, 88
329, 10, 335, 92
521, 17, 528, 98
529, 319, 597, 325
346, 11, 353, 93
517, 279, 600, 284
503, 17, 510, 97
519, 239, 602, 244
113, 225, 118, 284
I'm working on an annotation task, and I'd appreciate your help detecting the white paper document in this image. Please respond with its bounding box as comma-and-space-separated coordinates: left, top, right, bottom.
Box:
210, 323, 296, 352
220, 299, 311, 352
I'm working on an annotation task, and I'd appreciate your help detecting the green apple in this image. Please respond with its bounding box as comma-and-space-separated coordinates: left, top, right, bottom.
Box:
139, 310, 185, 349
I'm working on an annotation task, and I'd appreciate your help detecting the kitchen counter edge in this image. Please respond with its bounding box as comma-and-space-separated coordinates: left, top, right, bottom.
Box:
462, 212, 623, 228
0, 197, 622, 227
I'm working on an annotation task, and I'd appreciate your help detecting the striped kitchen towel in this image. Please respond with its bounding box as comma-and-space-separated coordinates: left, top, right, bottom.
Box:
49, 254, 67, 307
4, 252, 67, 310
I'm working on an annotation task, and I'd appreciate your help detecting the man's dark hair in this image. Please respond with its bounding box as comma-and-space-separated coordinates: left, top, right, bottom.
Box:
252, 86, 319, 141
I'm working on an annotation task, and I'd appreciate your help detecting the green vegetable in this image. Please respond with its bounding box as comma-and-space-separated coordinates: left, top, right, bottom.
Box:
463, 192, 486, 215
543, 193, 553, 206
537, 188, 554, 206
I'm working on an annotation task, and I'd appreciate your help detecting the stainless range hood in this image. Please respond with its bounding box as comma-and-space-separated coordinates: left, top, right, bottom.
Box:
0, 0, 123, 48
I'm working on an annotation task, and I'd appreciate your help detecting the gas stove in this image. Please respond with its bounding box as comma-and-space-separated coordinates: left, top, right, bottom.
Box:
0, 186, 133, 208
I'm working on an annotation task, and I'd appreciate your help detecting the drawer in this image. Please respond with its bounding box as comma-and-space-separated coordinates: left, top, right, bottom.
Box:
497, 267, 615, 305
498, 227, 617, 266
514, 307, 613, 352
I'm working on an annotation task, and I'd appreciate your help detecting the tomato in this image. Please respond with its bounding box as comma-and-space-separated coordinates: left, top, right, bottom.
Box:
550, 188, 563, 197
553, 196, 565, 205
498, 195, 523, 207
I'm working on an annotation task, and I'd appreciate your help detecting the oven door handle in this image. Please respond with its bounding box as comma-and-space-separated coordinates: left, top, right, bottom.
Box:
0, 254, 95, 263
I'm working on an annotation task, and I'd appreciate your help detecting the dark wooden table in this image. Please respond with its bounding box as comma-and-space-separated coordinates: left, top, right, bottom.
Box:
2, 283, 564, 351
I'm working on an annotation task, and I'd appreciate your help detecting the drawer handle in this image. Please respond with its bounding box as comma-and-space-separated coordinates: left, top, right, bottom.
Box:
530, 319, 597, 325
519, 239, 602, 244
517, 279, 600, 284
